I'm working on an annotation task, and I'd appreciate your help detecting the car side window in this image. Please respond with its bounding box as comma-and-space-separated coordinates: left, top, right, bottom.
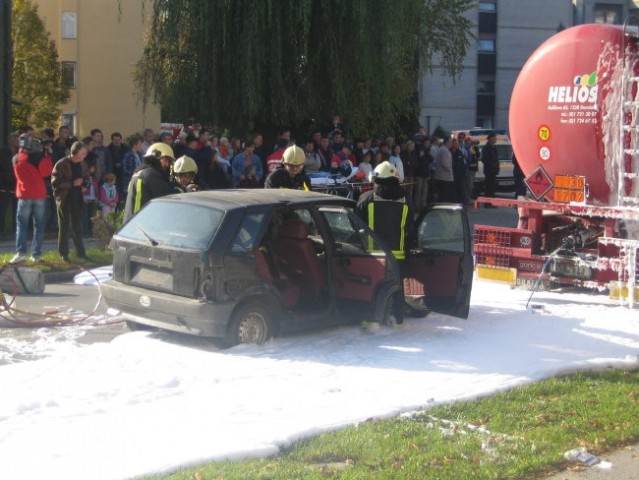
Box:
231, 212, 266, 253
319, 207, 385, 255
417, 209, 464, 253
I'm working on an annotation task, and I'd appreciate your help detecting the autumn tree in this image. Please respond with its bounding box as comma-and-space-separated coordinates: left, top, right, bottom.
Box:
11, 0, 69, 129
135, 0, 473, 138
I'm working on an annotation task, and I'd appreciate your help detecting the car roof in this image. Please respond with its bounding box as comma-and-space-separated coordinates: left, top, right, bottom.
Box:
153, 189, 355, 211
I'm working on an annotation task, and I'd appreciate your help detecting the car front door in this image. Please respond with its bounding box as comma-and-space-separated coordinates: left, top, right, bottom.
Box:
404, 205, 474, 319
317, 206, 400, 318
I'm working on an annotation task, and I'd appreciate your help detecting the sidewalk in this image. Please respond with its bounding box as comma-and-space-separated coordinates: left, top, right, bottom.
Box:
0, 232, 99, 255
544, 444, 639, 479
0, 232, 101, 283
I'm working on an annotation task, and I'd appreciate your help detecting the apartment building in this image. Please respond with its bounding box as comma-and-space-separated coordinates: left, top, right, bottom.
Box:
419, 0, 639, 134
34, 0, 160, 139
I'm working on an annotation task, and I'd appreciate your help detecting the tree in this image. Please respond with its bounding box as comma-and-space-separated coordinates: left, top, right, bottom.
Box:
11, 0, 70, 129
135, 0, 473, 138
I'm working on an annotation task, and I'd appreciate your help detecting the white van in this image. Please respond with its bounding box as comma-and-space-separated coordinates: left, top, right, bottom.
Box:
451, 128, 514, 196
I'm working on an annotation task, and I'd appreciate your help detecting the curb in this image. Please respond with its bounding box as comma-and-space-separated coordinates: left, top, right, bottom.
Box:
43, 269, 82, 284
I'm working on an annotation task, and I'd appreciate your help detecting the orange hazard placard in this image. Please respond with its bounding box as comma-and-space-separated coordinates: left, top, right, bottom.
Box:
553, 175, 586, 203
524, 165, 553, 200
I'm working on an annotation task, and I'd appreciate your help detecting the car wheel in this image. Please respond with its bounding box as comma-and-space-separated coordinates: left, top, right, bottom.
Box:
380, 290, 405, 326
226, 303, 275, 346
406, 304, 430, 318
404, 296, 430, 318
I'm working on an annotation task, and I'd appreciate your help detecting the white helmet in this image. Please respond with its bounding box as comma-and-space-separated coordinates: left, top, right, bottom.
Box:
145, 142, 175, 161
173, 155, 198, 174
373, 161, 399, 180
282, 145, 306, 166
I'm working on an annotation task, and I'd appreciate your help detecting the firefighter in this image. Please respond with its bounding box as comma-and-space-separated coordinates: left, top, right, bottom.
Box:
123, 143, 175, 224
264, 145, 312, 190
355, 161, 415, 325
171, 155, 203, 193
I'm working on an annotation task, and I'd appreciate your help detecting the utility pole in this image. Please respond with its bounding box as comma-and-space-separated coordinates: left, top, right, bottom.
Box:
0, 1, 12, 148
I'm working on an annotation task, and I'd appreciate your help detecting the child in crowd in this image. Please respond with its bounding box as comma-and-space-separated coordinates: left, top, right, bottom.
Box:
359, 151, 374, 182
99, 173, 119, 220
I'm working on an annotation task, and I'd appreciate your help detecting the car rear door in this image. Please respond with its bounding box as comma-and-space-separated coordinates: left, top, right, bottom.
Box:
404, 205, 474, 319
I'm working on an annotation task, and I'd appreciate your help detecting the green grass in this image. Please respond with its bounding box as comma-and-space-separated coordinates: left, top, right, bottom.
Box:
0, 247, 113, 271
154, 368, 639, 479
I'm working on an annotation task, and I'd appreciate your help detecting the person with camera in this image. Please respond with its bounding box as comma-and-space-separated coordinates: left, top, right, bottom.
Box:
9, 133, 54, 264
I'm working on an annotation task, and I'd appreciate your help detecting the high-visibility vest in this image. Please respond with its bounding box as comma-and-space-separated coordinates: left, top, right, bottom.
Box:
133, 177, 144, 214
367, 201, 409, 260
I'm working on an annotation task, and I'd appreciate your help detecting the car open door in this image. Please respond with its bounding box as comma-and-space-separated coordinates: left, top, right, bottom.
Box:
317, 206, 401, 318
404, 205, 474, 319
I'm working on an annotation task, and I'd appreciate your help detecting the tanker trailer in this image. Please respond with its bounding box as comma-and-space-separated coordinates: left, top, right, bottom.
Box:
473, 22, 639, 306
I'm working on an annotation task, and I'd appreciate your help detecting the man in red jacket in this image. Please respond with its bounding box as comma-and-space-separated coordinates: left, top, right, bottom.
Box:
9, 133, 53, 263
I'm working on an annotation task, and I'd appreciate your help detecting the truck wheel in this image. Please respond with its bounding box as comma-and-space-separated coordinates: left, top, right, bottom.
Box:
226, 303, 275, 346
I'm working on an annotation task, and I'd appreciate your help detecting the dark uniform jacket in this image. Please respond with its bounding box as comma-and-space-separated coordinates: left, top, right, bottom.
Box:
264, 167, 311, 190
123, 161, 173, 224
481, 142, 500, 176
355, 189, 415, 260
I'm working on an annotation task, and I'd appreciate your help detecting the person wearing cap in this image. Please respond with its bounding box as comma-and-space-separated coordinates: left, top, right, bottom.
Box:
122, 142, 175, 224
9, 133, 54, 264
355, 160, 415, 325
51, 140, 89, 262
264, 145, 311, 190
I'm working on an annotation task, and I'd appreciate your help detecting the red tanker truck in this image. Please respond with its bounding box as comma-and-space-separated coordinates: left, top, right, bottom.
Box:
473, 22, 639, 307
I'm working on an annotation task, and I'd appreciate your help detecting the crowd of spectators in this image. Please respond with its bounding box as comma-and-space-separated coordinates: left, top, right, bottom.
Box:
0, 118, 486, 252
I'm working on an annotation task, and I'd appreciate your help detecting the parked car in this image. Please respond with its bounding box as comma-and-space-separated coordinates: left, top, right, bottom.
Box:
102, 189, 474, 346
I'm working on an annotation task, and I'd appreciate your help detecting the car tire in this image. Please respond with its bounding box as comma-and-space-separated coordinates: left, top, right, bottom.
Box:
406, 305, 430, 318
226, 303, 276, 346
380, 290, 405, 326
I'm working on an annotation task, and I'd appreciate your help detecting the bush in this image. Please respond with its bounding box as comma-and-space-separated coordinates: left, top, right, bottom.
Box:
91, 210, 123, 249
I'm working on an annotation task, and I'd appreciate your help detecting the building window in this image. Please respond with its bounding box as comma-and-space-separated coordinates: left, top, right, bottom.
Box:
61, 62, 76, 88
478, 39, 496, 53
479, 2, 497, 12
476, 94, 495, 118
62, 12, 77, 39
478, 53, 496, 75
594, 4, 623, 24
61, 114, 76, 135
477, 80, 495, 94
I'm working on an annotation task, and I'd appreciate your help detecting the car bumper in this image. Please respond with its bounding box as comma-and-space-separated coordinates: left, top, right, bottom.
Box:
102, 280, 235, 337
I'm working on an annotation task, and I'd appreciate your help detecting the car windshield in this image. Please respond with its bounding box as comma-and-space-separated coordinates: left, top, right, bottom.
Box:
117, 201, 223, 249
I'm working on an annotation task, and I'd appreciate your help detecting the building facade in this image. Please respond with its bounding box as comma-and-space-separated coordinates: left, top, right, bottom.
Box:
33, 0, 160, 139
419, 0, 639, 135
